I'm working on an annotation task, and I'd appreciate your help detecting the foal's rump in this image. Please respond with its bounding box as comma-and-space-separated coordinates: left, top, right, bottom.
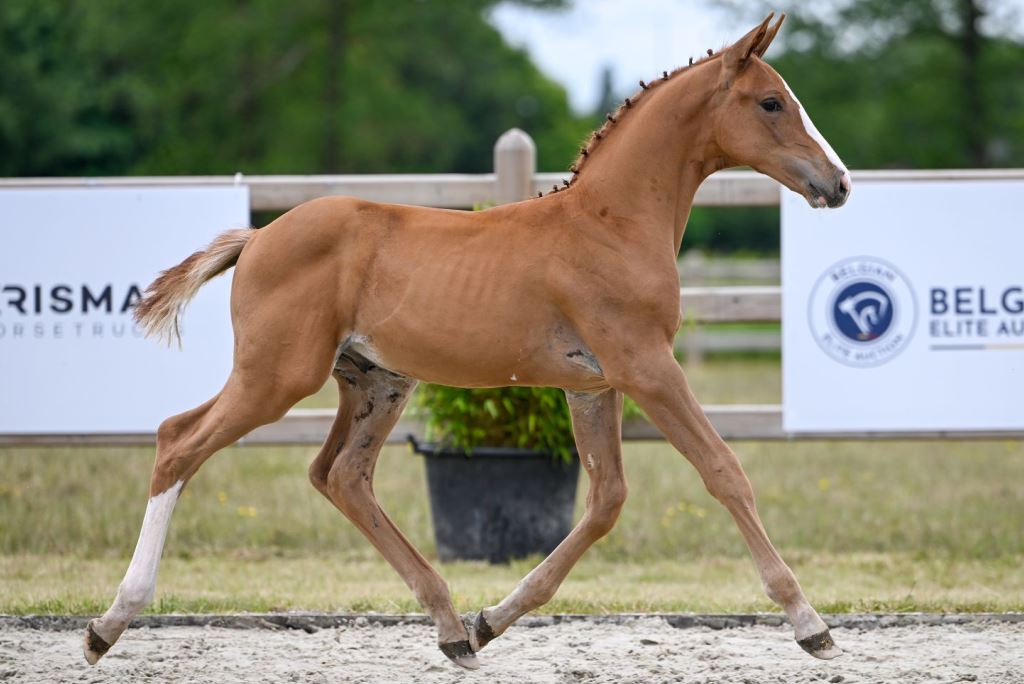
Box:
133, 195, 363, 346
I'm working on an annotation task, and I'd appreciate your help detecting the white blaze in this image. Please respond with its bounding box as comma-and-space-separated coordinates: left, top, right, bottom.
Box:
781, 78, 851, 192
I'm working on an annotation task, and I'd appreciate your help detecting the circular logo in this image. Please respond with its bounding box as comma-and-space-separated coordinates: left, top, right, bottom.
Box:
808, 257, 916, 367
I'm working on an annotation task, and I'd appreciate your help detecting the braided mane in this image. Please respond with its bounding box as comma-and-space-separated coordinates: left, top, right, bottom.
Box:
539, 49, 724, 197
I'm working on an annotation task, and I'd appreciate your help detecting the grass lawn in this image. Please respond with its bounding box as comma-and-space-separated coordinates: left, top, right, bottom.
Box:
4, 552, 1020, 616
2, 422, 1023, 615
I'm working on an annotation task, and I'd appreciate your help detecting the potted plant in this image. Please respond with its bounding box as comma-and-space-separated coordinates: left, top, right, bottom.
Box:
408, 385, 580, 564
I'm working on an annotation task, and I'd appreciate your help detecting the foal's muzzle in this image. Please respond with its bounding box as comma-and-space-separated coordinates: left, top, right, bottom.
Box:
807, 169, 850, 209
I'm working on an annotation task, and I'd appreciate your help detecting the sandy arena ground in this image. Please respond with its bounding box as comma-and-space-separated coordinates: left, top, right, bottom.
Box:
2, 616, 1022, 683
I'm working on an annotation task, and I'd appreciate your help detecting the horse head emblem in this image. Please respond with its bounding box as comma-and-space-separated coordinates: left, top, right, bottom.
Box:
837, 290, 890, 339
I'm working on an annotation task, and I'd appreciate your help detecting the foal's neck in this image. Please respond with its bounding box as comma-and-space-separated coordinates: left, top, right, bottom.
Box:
570, 63, 725, 253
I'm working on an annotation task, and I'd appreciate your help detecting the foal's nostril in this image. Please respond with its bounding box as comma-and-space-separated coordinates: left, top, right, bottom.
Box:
837, 175, 850, 197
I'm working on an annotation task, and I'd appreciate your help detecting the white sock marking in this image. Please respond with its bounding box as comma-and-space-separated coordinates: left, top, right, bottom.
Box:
92, 481, 183, 641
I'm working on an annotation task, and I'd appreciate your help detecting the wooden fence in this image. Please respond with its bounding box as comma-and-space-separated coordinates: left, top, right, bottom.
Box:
677, 251, 779, 361
3, 129, 1023, 444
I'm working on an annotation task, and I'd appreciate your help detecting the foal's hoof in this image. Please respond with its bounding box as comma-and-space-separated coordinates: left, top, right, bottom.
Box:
83, 620, 112, 665
470, 611, 497, 652
439, 640, 480, 670
797, 629, 843, 660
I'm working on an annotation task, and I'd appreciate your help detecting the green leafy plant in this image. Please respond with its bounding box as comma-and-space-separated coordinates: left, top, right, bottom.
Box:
411, 384, 645, 464
412, 385, 576, 462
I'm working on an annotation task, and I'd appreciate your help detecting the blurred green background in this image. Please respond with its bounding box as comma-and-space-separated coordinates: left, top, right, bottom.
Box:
4, 0, 1022, 253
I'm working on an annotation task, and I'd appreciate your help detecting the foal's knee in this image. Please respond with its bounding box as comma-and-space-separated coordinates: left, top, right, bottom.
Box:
703, 464, 755, 510
589, 480, 628, 537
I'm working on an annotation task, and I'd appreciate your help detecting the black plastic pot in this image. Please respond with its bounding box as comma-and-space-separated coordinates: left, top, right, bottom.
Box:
409, 436, 580, 564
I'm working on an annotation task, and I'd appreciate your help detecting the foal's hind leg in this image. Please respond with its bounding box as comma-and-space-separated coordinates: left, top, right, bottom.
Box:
472, 388, 627, 652
84, 334, 336, 665
308, 355, 478, 670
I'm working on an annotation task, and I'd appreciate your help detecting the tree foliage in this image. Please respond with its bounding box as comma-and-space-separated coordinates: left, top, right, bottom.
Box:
0, 0, 588, 177
3, 1, 1022, 255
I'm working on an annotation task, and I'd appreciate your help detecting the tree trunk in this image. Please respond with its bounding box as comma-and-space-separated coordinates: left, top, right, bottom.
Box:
959, 0, 986, 167
322, 0, 346, 172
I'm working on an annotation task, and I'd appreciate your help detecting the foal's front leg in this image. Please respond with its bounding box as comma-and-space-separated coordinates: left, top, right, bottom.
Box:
472, 388, 627, 651
616, 345, 841, 659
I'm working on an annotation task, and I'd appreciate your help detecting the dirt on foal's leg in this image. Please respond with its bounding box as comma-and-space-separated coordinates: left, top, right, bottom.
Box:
472, 388, 627, 652
308, 354, 478, 670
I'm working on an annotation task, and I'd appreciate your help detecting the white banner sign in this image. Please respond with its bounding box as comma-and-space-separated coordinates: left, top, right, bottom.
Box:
782, 179, 1024, 432
0, 186, 248, 433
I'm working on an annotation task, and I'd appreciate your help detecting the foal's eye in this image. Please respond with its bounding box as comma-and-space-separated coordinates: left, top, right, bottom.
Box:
760, 99, 783, 113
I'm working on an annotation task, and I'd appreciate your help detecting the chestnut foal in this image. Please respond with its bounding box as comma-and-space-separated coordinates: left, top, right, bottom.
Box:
85, 13, 851, 670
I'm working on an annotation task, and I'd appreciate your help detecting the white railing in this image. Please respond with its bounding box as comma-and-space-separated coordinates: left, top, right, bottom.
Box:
2, 130, 1023, 444
5, 168, 1021, 211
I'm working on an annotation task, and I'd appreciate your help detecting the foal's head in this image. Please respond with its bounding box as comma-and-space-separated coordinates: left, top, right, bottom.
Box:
710, 14, 851, 208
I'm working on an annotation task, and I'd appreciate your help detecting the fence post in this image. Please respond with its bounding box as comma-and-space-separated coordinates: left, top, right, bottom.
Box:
493, 128, 536, 205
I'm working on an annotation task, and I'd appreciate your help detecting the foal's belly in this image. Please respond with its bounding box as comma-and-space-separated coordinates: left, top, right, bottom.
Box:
343, 323, 608, 393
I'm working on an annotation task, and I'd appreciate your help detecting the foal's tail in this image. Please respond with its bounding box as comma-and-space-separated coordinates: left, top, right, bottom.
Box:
134, 228, 254, 345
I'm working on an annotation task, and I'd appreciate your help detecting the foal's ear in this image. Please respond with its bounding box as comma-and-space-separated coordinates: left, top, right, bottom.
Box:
754, 13, 785, 58
721, 12, 780, 79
